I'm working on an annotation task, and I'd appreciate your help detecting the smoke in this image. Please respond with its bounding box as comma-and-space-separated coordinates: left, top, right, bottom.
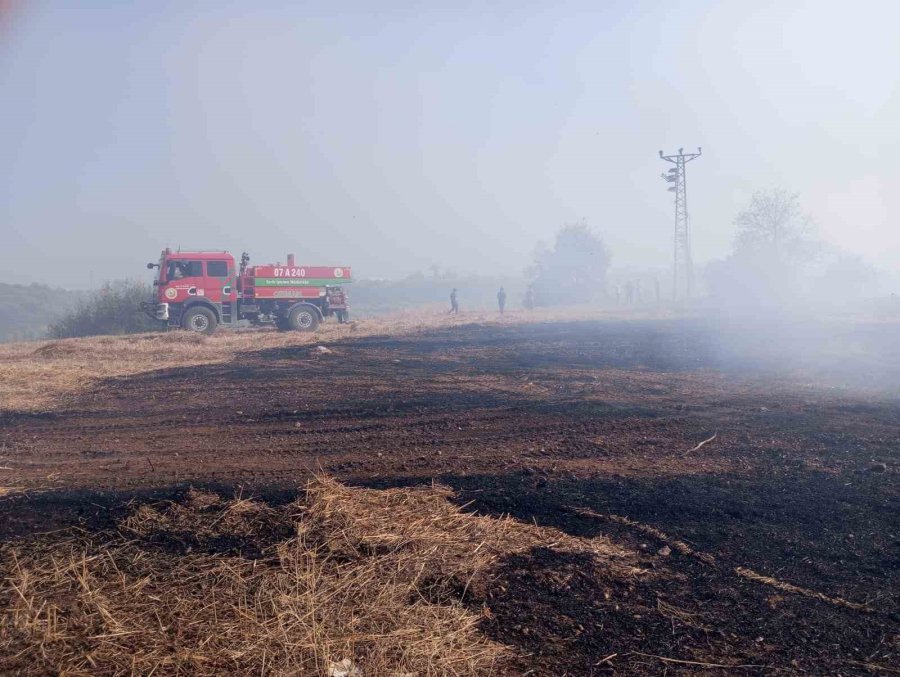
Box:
688, 188, 900, 393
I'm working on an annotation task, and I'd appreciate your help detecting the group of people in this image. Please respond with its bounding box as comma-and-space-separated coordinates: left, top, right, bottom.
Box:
449, 286, 521, 315
614, 278, 661, 306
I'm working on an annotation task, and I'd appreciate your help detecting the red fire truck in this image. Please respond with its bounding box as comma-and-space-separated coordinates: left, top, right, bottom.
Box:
142, 249, 351, 334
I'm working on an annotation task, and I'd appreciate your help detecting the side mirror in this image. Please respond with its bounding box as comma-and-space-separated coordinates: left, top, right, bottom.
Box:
147, 262, 156, 269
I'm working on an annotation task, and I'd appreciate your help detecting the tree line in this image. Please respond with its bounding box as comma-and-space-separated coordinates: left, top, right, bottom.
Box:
0, 188, 885, 342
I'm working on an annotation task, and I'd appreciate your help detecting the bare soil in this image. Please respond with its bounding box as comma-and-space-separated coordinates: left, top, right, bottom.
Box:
1, 318, 898, 675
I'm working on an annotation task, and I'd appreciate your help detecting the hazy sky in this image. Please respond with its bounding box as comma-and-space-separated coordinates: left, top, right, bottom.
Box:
2, 1, 898, 287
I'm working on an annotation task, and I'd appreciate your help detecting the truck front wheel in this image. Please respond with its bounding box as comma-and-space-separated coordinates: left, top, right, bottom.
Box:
182, 306, 217, 335
286, 305, 320, 332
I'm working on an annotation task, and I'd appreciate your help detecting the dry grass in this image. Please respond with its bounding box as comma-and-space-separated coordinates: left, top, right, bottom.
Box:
733, 567, 871, 612
0, 476, 637, 676
0, 306, 630, 412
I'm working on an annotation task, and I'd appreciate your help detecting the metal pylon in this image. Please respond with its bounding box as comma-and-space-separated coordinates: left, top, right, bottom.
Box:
660, 147, 701, 301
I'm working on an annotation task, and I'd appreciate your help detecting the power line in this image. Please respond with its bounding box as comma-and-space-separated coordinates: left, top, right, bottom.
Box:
659, 147, 702, 301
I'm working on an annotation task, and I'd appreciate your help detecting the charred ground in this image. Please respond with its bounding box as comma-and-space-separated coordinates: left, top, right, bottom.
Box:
1, 318, 898, 675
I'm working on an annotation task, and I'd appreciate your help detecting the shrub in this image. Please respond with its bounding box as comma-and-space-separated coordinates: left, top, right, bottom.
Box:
47, 280, 160, 338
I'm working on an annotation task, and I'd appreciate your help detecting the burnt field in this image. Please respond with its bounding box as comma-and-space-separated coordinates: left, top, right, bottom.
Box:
1, 318, 899, 675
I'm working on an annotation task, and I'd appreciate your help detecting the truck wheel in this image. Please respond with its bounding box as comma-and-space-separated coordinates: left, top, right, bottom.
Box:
287, 305, 320, 332
182, 306, 217, 335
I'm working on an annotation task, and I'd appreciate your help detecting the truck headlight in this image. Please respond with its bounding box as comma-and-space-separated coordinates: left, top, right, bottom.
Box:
156, 303, 170, 320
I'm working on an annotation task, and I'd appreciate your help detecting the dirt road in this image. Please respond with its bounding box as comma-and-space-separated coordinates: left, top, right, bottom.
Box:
1, 318, 898, 674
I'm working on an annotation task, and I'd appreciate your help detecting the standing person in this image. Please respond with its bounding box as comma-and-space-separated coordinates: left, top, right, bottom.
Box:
524, 287, 535, 310
449, 288, 459, 314
497, 287, 507, 314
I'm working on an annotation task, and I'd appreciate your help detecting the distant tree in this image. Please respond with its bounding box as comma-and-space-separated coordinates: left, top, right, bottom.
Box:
527, 224, 611, 306
734, 188, 819, 262
813, 254, 879, 304
707, 189, 820, 308
48, 280, 159, 338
